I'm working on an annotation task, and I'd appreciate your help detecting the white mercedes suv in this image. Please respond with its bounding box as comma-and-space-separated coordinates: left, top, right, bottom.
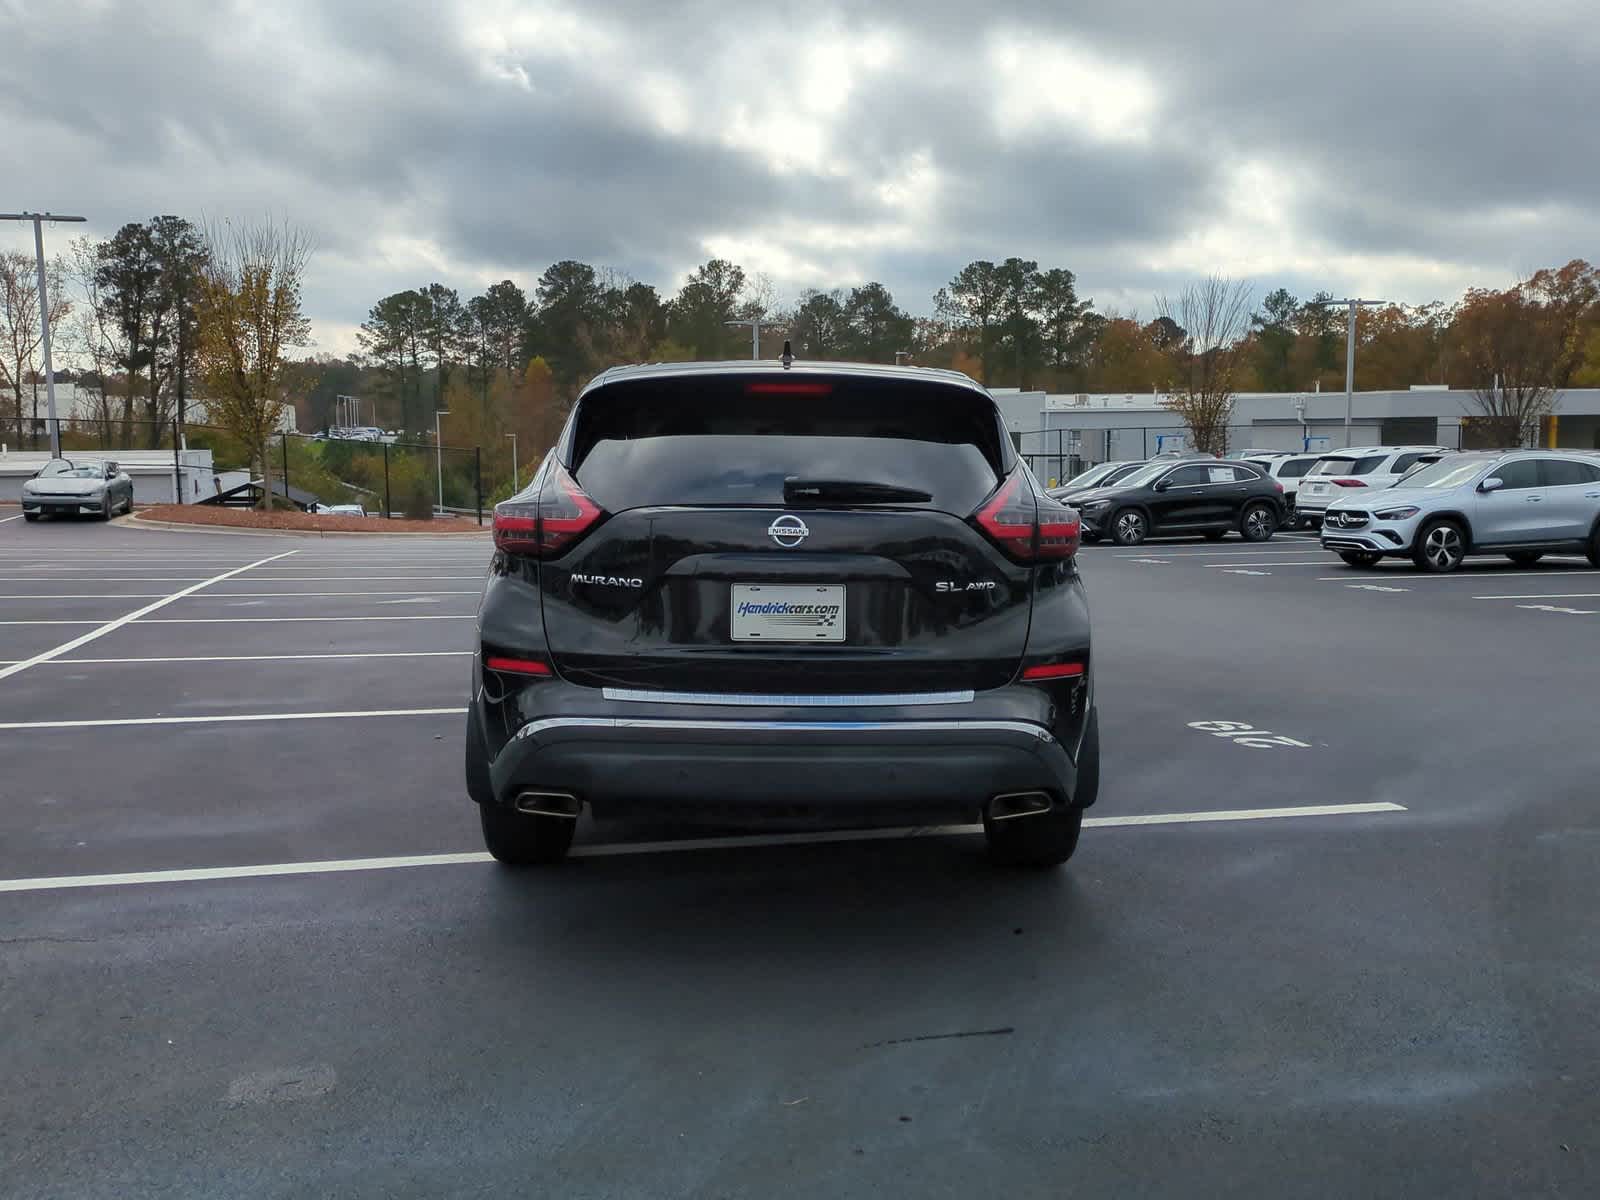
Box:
1321, 450, 1600, 572
1294, 446, 1450, 527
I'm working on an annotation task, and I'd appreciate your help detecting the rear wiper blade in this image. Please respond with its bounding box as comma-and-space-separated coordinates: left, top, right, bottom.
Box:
782, 477, 933, 505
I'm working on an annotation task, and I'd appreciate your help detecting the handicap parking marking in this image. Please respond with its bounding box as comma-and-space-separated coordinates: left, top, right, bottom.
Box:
0, 802, 1409, 895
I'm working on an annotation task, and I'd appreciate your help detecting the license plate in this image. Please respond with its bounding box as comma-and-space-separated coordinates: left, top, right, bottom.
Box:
731, 584, 845, 642
1303, 482, 1328, 496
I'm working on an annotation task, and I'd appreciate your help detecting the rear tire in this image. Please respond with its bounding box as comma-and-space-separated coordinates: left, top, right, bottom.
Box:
1507, 551, 1544, 566
1110, 508, 1147, 546
1240, 503, 1276, 542
480, 803, 576, 866
1340, 550, 1382, 568
984, 711, 1096, 868
1413, 519, 1467, 573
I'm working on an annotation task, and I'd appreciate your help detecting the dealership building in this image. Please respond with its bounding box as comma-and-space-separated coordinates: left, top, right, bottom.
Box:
986, 386, 1600, 484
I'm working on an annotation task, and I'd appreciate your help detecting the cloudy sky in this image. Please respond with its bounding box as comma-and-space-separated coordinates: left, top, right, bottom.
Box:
3, 0, 1596, 354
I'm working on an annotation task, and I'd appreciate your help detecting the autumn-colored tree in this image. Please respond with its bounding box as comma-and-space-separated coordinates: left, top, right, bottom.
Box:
1159, 277, 1253, 455
1079, 317, 1171, 393
1451, 260, 1600, 445
193, 220, 314, 509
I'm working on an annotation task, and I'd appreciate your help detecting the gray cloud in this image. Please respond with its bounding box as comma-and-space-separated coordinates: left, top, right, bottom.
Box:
2, 0, 1594, 351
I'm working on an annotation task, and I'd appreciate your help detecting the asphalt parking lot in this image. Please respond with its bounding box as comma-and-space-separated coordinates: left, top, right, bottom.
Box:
2, 515, 1597, 1198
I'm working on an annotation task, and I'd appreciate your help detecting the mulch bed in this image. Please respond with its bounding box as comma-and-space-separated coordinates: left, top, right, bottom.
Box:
134, 505, 490, 534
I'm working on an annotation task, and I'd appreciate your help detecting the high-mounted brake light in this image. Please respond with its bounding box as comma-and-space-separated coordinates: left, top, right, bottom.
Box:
492, 462, 605, 557
1022, 661, 1085, 681
484, 654, 553, 677
745, 381, 834, 396
1333, 478, 1368, 488
973, 471, 1080, 562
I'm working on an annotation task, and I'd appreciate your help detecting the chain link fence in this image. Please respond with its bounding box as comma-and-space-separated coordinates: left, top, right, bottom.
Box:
5, 417, 501, 523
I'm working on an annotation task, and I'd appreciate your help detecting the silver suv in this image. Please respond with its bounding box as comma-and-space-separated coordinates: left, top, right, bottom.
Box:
1321, 450, 1600, 572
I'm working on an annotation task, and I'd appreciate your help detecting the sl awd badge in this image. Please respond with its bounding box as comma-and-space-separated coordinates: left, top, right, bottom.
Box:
768, 514, 810, 548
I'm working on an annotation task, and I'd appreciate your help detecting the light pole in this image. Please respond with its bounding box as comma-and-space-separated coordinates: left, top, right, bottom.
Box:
435, 409, 449, 512
724, 318, 770, 361
1, 212, 86, 456
1311, 297, 1385, 447
504, 433, 518, 492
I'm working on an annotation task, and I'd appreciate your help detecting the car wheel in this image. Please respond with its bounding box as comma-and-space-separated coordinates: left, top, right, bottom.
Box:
23, 512, 39, 522
984, 711, 1096, 868
479, 802, 576, 866
1413, 519, 1466, 573
1203, 529, 1227, 542
1110, 508, 1147, 546
1339, 551, 1382, 568
1507, 551, 1543, 566
1240, 503, 1276, 543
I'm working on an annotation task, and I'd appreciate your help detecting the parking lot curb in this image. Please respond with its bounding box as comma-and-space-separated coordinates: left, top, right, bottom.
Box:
117, 513, 492, 538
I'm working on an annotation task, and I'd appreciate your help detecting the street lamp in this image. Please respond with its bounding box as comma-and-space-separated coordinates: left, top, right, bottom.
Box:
504, 433, 518, 492
0, 211, 86, 456
1310, 297, 1386, 447
435, 409, 449, 512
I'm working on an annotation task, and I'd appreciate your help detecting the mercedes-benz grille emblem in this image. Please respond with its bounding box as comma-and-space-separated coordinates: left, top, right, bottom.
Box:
768, 514, 810, 548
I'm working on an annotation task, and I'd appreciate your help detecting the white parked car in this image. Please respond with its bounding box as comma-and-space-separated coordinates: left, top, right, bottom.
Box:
312, 502, 368, 516
1322, 450, 1600, 572
1244, 453, 1324, 526
1294, 446, 1451, 527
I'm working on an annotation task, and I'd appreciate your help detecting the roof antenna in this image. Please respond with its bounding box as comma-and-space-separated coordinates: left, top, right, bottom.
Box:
780, 339, 794, 369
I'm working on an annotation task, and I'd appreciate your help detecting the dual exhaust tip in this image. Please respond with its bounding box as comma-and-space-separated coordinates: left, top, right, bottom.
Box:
987, 791, 1054, 821
514, 791, 582, 819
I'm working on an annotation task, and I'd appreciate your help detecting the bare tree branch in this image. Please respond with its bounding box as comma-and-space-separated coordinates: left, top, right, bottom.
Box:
1158, 276, 1253, 454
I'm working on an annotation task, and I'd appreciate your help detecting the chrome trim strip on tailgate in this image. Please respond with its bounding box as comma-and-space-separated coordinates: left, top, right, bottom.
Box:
601, 688, 976, 707
516, 717, 1053, 743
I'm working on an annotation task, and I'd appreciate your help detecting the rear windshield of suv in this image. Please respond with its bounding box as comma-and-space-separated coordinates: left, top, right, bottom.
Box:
569, 374, 1007, 514
1309, 455, 1386, 476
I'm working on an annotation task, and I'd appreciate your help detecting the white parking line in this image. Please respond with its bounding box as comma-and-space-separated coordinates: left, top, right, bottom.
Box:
0, 802, 1408, 894
1110, 547, 1326, 559
135, 615, 476, 623
0, 652, 472, 666
0, 590, 480, 600
1316, 570, 1600, 582
0, 549, 299, 683
0, 513, 24, 524
1472, 592, 1600, 600
1207, 560, 1332, 568
0, 707, 467, 732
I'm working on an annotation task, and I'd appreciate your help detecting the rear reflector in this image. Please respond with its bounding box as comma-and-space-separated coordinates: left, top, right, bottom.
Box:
1333, 479, 1368, 488
484, 655, 553, 676
1022, 662, 1085, 680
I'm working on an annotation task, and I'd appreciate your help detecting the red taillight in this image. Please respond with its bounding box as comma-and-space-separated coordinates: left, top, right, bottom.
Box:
1035, 512, 1081, 560
973, 472, 1036, 560
1274, 480, 1285, 494
1022, 662, 1085, 681
1333, 478, 1368, 488
484, 654, 552, 676
745, 381, 834, 396
493, 462, 605, 557
973, 471, 1080, 562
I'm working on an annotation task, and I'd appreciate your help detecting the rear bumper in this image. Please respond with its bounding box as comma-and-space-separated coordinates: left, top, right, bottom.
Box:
476, 680, 1093, 824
